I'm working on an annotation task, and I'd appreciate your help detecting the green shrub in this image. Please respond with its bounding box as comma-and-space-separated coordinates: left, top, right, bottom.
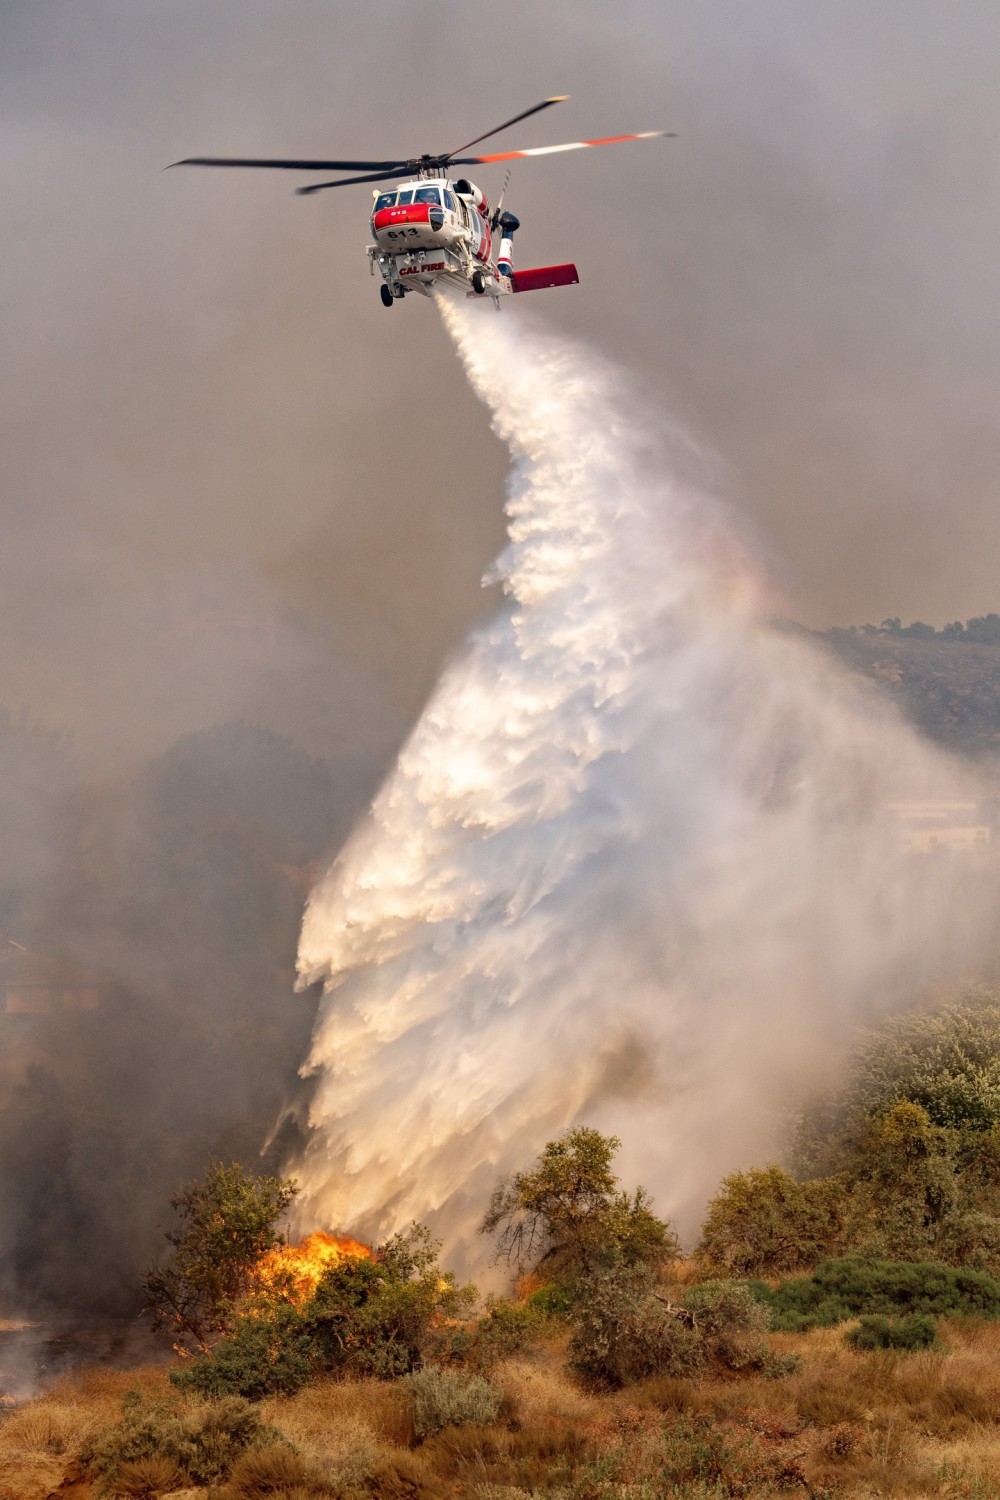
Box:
527, 1282, 572, 1316
680, 1280, 777, 1373
801, 993, 1000, 1146
845, 1103, 962, 1259
749, 1255, 1000, 1333
304, 1223, 476, 1381
171, 1304, 315, 1400
474, 1295, 544, 1364
569, 1262, 703, 1388
936, 1208, 1000, 1274
780, 996, 1000, 1274
83, 1391, 283, 1488
435, 1295, 544, 1369
747, 1273, 855, 1334
846, 1312, 939, 1351
404, 1366, 500, 1438
569, 1267, 796, 1389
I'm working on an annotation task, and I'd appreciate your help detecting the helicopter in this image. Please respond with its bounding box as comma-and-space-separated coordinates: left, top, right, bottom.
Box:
171, 97, 672, 307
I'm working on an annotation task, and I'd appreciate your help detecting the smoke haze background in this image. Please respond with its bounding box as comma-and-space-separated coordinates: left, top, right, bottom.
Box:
1, 0, 1000, 1318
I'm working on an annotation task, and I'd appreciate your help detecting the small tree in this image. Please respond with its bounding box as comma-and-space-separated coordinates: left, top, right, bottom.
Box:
847, 1102, 960, 1259
698, 1165, 846, 1275
143, 1160, 298, 1353
680, 1281, 775, 1372
481, 1127, 678, 1284
568, 1261, 702, 1387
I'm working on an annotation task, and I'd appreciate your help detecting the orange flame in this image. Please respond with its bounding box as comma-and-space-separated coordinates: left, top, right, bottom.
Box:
257, 1230, 372, 1305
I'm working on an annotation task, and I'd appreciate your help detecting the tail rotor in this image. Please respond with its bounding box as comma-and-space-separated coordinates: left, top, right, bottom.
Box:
490, 169, 513, 231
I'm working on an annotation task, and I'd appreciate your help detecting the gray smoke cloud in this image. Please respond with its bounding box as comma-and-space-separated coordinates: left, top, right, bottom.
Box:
292, 297, 993, 1273
1, 0, 999, 1324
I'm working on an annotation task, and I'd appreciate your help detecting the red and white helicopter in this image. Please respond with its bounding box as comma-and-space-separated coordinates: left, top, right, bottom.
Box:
172, 97, 671, 307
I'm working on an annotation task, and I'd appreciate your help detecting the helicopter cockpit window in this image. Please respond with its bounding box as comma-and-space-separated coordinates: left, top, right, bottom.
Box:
413, 185, 442, 205
373, 191, 397, 212
396, 189, 415, 205
443, 190, 457, 211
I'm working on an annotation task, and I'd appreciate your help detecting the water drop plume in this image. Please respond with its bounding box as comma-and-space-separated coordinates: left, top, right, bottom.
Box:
292, 297, 989, 1266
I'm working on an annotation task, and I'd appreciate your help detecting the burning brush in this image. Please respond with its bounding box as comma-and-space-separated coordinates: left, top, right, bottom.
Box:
255, 1231, 371, 1307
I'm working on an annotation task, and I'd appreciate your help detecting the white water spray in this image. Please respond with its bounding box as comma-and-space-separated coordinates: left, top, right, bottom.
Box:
293, 301, 988, 1265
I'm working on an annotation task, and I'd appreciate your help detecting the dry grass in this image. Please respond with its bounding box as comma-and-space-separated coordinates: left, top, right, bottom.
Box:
262, 1374, 405, 1442
110, 1452, 187, 1496
261, 1374, 400, 1465
923, 1428, 1000, 1493
492, 1347, 601, 1426
417, 1418, 592, 1490
6, 1319, 1000, 1498
0, 1368, 173, 1500
256, 1376, 401, 1495
366, 1447, 440, 1499
662, 1256, 707, 1287
573, 1321, 1000, 1497
218, 1441, 314, 1496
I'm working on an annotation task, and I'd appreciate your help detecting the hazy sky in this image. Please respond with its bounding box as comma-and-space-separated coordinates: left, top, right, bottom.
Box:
3, 0, 1000, 770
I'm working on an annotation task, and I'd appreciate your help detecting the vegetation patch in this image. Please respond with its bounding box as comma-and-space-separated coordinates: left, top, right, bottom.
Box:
162, 1206, 476, 1399
440, 1293, 545, 1369
702, 995, 1000, 1280
847, 1312, 940, 1351
404, 1366, 500, 1438
81, 1390, 285, 1490
747, 1255, 1000, 1333
568, 1260, 704, 1387
698, 1164, 847, 1276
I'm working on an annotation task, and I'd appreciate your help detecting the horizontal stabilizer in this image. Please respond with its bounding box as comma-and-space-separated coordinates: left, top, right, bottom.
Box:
510, 263, 579, 293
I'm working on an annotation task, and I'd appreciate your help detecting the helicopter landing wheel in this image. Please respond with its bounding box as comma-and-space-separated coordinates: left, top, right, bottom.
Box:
471, 269, 487, 296
379, 284, 394, 308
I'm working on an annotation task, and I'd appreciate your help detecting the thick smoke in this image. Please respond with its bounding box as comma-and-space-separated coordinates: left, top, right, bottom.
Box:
0, 720, 345, 1322
293, 301, 991, 1267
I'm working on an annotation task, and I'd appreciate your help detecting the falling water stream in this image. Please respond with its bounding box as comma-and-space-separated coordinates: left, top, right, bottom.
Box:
291, 300, 988, 1270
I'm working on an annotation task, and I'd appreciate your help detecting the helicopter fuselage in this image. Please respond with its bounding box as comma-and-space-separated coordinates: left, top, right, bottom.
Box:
367, 175, 506, 301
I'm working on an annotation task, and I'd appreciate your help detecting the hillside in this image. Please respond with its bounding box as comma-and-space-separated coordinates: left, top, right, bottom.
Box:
817, 629, 1000, 768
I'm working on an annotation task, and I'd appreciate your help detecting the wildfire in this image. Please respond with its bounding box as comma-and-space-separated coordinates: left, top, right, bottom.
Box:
257, 1230, 371, 1305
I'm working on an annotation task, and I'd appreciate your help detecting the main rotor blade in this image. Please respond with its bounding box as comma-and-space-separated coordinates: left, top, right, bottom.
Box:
296, 168, 407, 195
454, 130, 675, 165
445, 96, 569, 160
170, 156, 406, 172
